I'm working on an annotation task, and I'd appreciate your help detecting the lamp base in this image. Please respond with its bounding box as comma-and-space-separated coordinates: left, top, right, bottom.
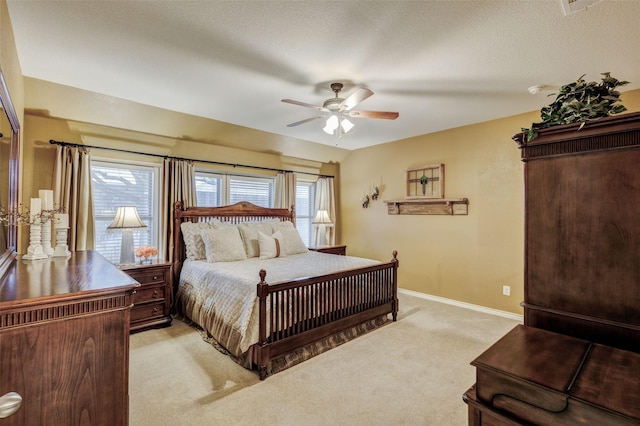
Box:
119, 229, 136, 265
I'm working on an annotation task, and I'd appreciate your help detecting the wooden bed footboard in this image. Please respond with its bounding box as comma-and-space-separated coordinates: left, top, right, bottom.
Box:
173, 201, 400, 380
255, 251, 399, 380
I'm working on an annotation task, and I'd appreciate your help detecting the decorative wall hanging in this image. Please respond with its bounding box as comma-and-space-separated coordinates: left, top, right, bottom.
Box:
385, 163, 468, 215
406, 164, 444, 199
361, 194, 370, 209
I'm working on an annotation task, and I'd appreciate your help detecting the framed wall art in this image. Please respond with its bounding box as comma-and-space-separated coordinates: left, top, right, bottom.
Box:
406, 164, 444, 199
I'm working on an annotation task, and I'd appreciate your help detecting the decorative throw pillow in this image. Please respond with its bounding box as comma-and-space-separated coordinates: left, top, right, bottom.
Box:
200, 226, 247, 262
258, 231, 286, 259
271, 221, 308, 255
238, 221, 277, 258
180, 221, 211, 260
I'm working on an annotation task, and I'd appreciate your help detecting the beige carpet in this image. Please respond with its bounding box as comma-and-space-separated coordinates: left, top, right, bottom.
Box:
129, 292, 520, 425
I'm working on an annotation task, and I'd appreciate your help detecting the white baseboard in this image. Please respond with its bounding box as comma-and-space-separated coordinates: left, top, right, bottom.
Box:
399, 288, 523, 322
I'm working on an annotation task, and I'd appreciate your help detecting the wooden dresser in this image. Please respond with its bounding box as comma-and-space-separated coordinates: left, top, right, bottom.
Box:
0, 251, 139, 425
463, 112, 640, 425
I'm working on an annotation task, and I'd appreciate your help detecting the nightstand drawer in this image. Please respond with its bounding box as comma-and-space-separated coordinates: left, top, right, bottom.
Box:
133, 284, 165, 304
129, 268, 167, 285
131, 302, 166, 323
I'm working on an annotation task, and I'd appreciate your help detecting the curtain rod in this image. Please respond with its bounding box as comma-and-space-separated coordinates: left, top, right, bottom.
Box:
49, 140, 333, 178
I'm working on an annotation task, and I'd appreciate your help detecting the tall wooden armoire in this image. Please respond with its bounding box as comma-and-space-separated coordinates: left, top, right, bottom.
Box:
463, 111, 640, 425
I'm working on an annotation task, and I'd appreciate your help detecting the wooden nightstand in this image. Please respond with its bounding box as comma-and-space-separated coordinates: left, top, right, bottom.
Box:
120, 261, 172, 332
308, 245, 347, 256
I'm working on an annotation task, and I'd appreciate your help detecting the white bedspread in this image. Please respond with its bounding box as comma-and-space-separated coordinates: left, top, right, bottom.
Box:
177, 251, 380, 356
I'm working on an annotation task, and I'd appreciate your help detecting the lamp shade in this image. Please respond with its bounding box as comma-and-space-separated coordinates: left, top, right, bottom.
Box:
340, 118, 354, 133
107, 206, 147, 230
323, 115, 339, 135
313, 210, 334, 226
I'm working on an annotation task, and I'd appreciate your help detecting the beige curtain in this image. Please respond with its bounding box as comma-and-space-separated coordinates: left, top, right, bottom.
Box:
274, 171, 296, 210
314, 177, 336, 245
161, 158, 197, 262
53, 145, 95, 251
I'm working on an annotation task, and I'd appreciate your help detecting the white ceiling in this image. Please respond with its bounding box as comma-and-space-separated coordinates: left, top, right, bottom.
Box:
6, 0, 640, 151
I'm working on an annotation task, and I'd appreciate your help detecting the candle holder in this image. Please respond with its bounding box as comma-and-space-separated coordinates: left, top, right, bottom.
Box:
52, 212, 71, 258
23, 218, 48, 260
41, 212, 55, 256
52, 226, 71, 258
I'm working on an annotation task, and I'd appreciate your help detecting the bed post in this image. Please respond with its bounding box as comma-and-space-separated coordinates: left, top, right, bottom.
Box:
256, 269, 270, 380
391, 250, 399, 321
173, 201, 184, 286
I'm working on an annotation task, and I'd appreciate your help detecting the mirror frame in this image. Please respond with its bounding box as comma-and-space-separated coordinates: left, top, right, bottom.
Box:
0, 66, 20, 277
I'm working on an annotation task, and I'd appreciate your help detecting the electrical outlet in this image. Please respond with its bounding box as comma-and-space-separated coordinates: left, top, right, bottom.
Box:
502, 285, 511, 296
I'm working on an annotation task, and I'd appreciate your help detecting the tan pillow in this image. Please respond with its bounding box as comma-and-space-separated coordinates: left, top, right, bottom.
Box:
200, 226, 247, 262
258, 231, 286, 259
238, 221, 277, 258
180, 221, 212, 260
271, 221, 308, 255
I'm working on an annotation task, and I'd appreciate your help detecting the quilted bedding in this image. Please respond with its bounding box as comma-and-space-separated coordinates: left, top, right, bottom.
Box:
177, 251, 380, 357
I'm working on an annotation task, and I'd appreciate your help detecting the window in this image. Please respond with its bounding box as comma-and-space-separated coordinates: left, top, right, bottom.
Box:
229, 175, 273, 207
91, 160, 160, 263
195, 171, 274, 208
194, 171, 316, 246
195, 173, 222, 207
296, 181, 315, 246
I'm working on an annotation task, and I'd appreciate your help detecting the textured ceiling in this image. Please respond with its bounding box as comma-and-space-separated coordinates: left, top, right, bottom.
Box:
6, 1, 640, 150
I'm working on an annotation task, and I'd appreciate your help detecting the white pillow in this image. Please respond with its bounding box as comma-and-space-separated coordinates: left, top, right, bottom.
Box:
271, 221, 308, 255
238, 221, 277, 258
258, 231, 286, 259
180, 221, 212, 260
200, 226, 247, 262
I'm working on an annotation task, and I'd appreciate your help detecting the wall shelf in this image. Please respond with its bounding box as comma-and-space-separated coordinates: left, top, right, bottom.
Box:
384, 198, 469, 215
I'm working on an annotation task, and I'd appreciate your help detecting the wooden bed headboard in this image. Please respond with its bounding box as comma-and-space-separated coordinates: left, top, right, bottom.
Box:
172, 201, 295, 282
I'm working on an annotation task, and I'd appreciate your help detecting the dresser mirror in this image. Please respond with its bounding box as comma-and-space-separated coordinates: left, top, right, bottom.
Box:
0, 67, 20, 277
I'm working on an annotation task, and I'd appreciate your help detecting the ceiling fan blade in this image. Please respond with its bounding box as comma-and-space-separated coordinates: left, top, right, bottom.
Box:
286, 116, 323, 127
347, 110, 399, 120
281, 98, 329, 112
340, 88, 374, 110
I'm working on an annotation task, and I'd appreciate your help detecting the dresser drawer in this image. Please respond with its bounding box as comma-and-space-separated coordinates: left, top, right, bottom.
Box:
133, 284, 165, 304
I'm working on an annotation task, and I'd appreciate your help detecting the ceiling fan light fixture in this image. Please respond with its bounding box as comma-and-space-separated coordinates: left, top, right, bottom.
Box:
340, 118, 354, 134
323, 115, 339, 134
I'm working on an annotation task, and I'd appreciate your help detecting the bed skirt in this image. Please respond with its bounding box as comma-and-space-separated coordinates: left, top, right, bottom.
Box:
178, 313, 389, 376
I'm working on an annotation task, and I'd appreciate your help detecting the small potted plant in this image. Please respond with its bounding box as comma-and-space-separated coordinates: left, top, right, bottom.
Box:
522, 72, 629, 142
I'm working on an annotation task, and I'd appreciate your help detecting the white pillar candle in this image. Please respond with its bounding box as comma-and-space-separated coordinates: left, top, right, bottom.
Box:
54, 213, 69, 229
30, 197, 41, 216
39, 189, 54, 210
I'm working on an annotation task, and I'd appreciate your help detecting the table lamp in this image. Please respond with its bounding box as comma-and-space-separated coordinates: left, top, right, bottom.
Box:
108, 206, 147, 264
312, 209, 334, 246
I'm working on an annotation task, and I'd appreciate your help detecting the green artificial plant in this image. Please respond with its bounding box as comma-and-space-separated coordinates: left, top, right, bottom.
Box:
522, 72, 629, 142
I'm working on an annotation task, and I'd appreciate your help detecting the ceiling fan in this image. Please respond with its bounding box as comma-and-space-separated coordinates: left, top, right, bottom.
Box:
281, 82, 399, 136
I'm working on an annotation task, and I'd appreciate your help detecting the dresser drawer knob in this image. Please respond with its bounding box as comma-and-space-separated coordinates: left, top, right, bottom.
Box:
152, 275, 160, 281
152, 290, 159, 298
152, 307, 159, 314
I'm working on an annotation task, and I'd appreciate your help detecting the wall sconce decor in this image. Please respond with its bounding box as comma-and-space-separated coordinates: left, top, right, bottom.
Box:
361, 194, 370, 209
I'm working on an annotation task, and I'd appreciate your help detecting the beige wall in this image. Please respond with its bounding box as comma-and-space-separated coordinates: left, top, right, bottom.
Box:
340, 89, 640, 314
